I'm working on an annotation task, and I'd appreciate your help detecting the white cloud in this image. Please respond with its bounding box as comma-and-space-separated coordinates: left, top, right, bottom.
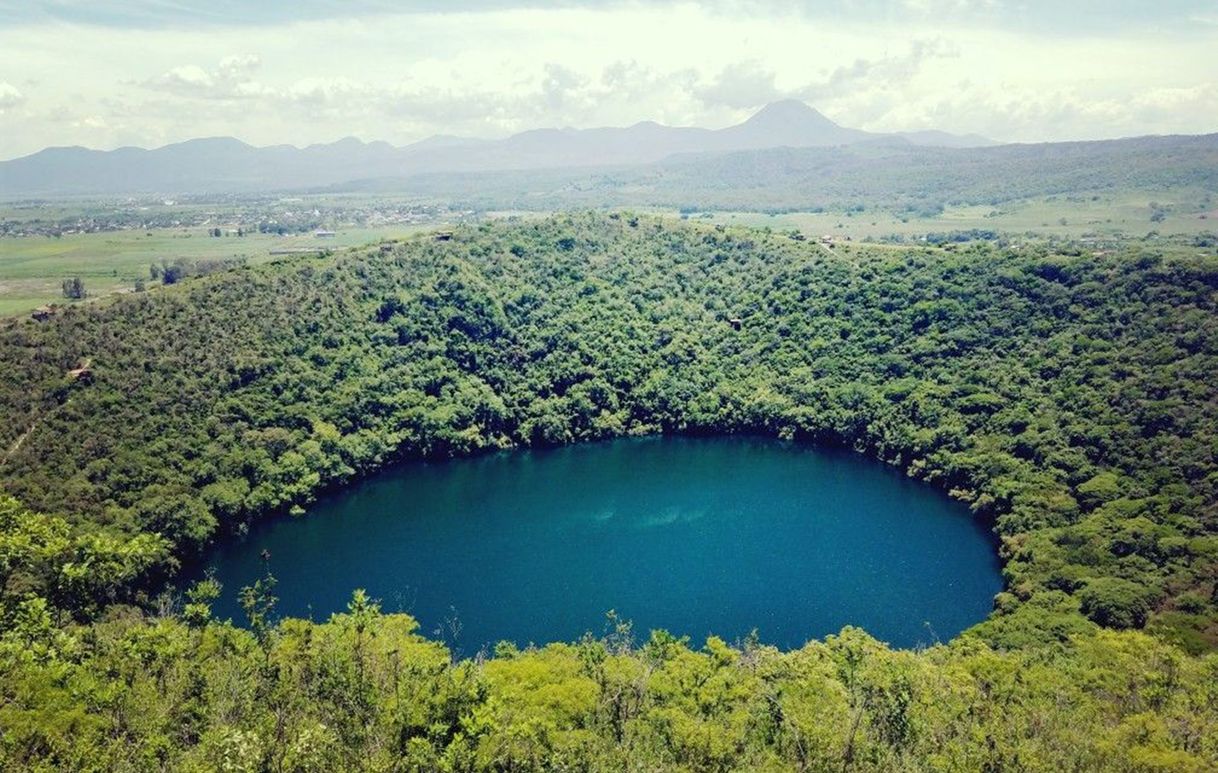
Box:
695, 40, 958, 116
76, 115, 108, 129
697, 61, 786, 110
283, 77, 365, 108
0, 80, 24, 110
153, 64, 213, 90
144, 55, 268, 100
219, 53, 260, 73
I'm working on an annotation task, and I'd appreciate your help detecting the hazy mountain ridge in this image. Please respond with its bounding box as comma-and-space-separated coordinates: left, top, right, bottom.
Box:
337, 132, 1218, 215
0, 101, 995, 196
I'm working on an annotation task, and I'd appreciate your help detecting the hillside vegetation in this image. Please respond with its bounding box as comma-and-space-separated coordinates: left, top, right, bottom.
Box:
2, 213, 1218, 769
2, 585, 1215, 771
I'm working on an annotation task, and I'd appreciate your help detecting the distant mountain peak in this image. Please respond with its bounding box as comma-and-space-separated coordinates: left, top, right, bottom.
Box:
167, 136, 253, 150
722, 100, 863, 148
745, 100, 837, 128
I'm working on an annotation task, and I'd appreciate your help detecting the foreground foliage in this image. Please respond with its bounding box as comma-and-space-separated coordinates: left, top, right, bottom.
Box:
2, 595, 1216, 772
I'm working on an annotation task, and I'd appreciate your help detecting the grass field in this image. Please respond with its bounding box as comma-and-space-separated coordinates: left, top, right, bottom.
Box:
697, 191, 1216, 240
0, 224, 438, 316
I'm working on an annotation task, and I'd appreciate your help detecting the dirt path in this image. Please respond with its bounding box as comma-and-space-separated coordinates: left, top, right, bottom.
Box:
814, 239, 861, 269
1, 422, 36, 467
1, 360, 90, 467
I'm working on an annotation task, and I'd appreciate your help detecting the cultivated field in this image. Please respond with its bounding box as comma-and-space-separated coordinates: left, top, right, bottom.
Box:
702, 191, 1217, 240
0, 224, 433, 315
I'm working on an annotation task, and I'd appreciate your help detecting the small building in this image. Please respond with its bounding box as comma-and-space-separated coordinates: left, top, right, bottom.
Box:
728, 317, 743, 331
314, 229, 336, 238
379, 243, 394, 254
434, 231, 454, 242
31, 305, 55, 322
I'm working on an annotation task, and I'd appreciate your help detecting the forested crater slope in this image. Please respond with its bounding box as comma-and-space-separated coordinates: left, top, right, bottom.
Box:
2, 213, 1216, 646
2, 213, 1218, 769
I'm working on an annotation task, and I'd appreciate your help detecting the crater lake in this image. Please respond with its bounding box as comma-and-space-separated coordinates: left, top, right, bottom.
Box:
195, 436, 1003, 651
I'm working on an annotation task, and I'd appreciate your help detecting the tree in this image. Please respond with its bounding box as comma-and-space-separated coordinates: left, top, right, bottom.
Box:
239, 567, 278, 647
182, 571, 221, 628
161, 261, 185, 284
1079, 577, 1159, 628
61, 277, 86, 299
1076, 471, 1122, 509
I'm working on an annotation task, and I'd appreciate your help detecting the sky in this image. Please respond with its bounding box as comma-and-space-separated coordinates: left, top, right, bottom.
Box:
0, 1, 1216, 160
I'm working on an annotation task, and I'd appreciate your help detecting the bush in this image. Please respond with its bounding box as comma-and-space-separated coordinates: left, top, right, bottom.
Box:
1078, 578, 1159, 629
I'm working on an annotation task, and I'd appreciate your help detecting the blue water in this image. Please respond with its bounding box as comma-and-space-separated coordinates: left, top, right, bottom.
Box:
197, 436, 1002, 651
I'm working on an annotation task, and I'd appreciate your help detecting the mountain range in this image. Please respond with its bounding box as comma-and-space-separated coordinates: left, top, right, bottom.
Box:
0, 101, 997, 196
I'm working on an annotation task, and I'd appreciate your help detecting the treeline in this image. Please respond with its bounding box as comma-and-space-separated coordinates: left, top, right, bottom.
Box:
150, 256, 248, 285
1, 585, 1215, 771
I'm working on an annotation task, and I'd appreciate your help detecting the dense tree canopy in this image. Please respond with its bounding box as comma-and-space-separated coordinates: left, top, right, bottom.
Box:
3, 594, 1216, 771
1, 213, 1217, 768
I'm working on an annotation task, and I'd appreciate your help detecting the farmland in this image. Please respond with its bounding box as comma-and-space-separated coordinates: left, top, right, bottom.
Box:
4, 189, 1215, 316
0, 193, 469, 313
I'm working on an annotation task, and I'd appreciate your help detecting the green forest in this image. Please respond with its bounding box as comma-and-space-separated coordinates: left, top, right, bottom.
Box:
2, 213, 1217, 770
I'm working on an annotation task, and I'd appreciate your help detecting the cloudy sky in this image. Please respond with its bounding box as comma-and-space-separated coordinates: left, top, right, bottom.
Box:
0, 1, 1216, 159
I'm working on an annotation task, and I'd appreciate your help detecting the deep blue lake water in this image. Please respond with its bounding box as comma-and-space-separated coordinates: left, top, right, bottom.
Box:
197, 436, 1002, 651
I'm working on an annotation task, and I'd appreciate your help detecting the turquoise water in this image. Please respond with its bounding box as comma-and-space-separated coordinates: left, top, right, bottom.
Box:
197, 436, 1002, 651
